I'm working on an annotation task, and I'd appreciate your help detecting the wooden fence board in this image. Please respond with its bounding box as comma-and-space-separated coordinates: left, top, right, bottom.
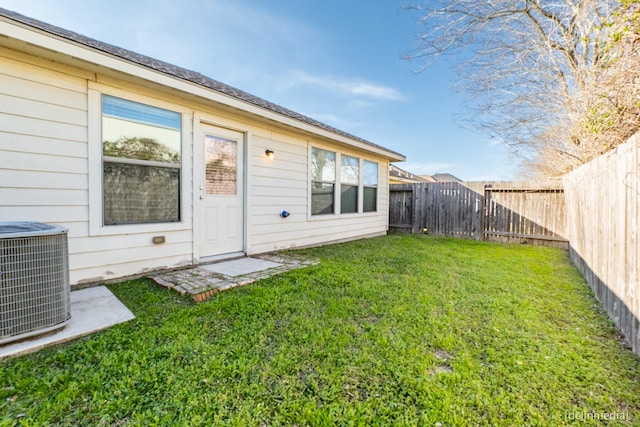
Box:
389, 181, 567, 247
483, 186, 567, 247
564, 134, 640, 356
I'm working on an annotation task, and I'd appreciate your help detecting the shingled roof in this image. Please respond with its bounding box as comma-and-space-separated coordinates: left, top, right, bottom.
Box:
0, 7, 404, 160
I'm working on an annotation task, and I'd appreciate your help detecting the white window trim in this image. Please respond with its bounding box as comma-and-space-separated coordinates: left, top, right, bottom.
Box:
308, 144, 381, 220
88, 87, 191, 236
309, 146, 337, 217
339, 154, 359, 215
363, 159, 379, 213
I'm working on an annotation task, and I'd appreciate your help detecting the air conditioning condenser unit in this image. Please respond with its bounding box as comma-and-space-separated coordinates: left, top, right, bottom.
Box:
0, 222, 71, 345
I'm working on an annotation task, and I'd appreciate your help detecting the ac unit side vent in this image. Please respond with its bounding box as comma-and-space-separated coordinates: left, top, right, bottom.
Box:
0, 222, 70, 345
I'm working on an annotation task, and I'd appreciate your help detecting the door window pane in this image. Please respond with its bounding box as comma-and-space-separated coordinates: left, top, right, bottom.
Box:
205, 135, 237, 195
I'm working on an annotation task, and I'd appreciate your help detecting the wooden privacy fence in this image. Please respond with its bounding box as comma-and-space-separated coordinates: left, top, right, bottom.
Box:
389, 181, 568, 248
563, 135, 640, 356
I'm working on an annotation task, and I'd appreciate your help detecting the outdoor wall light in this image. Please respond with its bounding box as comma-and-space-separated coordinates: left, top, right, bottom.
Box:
265, 149, 275, 159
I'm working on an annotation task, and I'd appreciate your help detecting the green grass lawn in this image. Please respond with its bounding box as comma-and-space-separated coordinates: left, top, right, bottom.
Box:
1, 235, 639, 426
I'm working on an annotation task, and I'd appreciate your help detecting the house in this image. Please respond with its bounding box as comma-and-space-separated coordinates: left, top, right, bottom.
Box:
428, 173, 463, 183
389, 165, 431, 184
0, 8, 405, 286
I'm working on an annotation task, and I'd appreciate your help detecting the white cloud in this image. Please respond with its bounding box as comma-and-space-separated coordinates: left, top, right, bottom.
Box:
290, 71, 404, 101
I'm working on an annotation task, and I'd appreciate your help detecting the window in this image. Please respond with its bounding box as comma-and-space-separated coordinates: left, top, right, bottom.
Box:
311, 148, 335, 215
341, 155, 359, 213
310, 147, 381, 216
205, 135, 237, 195
363, 160, 378, 212
102, 95, 181, 225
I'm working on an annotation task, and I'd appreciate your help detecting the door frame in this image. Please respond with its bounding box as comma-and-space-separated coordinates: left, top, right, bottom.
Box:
193, 117, 248, 263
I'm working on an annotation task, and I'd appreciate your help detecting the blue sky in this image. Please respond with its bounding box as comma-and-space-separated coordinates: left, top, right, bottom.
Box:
2, 0, 520, 181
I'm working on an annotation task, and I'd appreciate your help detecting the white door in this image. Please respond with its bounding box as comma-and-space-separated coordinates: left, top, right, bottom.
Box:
199, 125, 244, 257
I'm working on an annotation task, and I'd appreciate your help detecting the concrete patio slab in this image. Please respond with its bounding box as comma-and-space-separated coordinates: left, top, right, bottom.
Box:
200, 257, 283, 276
0, 286, 135, 360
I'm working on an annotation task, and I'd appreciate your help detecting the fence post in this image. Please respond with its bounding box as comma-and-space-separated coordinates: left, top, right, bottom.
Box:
412, 183, 423, 234
482, 184, 490, 241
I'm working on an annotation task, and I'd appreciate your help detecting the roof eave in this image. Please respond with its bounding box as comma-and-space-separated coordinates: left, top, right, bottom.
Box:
0, 10, 405, 162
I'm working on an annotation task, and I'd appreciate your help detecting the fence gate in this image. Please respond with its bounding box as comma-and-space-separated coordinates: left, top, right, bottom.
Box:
483, 184, 567, 248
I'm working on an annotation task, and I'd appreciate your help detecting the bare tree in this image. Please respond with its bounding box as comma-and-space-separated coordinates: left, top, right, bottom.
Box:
572, 2, 640, 148
404, 0, 631, 177
524, 0, 640, 176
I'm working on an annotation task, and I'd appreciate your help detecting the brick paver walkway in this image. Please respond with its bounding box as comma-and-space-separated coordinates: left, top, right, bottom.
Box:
152, 253, 317, 302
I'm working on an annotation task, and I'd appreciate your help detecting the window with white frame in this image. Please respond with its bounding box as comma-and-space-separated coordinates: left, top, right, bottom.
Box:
363, 160, 378, 212
311, 147, 336, 215
310, 147, 381, 216
101, 95, 181, 225
341, 155, 359, 213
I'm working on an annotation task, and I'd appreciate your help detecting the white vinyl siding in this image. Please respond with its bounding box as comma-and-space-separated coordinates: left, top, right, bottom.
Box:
0, 49, 194, 285
0, 52, 88, 230
247, 137, 389, 254
0, 42, 393, 285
